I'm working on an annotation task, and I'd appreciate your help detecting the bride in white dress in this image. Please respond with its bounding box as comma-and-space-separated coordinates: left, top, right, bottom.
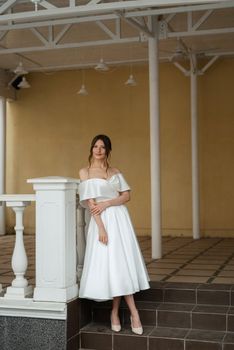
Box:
78, 134, 150, 335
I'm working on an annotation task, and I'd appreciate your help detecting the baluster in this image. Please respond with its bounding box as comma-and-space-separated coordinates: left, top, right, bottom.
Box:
5, 202, 32, 299
76, 199, 86, 281
0, 201, 2, 293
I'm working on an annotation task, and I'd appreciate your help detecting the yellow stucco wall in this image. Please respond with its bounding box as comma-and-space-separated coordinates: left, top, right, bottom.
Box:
5, 59, 234, 236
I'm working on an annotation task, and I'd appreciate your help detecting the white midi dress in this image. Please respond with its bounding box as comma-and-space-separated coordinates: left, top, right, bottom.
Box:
78, 173, 150, 301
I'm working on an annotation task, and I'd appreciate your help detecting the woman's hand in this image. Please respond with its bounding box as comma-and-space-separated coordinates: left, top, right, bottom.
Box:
91, 201, 110, 215
99, 227, 108, 245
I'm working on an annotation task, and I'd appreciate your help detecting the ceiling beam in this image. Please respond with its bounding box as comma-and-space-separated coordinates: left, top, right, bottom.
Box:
54, 24, 72, 44
0, 2, 233, 31
116, 12, 154, 38
192, 9, 213, 30
201, 55, 219, 72
39, 1, 57, 10
168, 26, 234, 37
0, 0, 17, 15
0, 21, 233, 56
30, 28, 49, 45
26, 57, 148, 72
125, 1, 234, 18
95, 20, 117, 39
0, 1, 232, 24
0, 13, 118, 31
0, 36, 140, 55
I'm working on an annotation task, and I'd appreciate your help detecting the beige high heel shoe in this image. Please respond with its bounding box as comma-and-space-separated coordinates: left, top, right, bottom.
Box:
111, 323, 121, 332
111, 313, 121, 332
130, 316, 143, 335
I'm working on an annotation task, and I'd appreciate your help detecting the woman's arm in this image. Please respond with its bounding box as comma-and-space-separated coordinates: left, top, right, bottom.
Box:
87, 199, 108, 245
90, 191, 130, 216
79, 169, 108, 245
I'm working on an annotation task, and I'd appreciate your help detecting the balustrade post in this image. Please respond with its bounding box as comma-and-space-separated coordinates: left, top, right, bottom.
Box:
4, 198, 34, 299
76, 200, 86, 281
28, 176, 79, 302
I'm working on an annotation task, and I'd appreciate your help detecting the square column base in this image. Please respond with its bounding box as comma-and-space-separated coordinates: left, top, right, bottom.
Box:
34, 284, 78, 302
4, 285, 33, 299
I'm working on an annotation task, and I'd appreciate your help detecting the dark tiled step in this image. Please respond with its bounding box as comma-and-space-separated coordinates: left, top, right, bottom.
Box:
79, 322, 234, 350
135, 282, 234, 306
92, 300, 234, 332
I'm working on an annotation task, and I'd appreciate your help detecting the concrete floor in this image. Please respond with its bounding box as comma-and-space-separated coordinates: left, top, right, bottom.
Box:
1, 235, 234, 288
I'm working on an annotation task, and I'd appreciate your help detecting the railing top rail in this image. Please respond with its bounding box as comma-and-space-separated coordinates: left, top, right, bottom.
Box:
0, 194, 36, 202
27, 176, 80, 184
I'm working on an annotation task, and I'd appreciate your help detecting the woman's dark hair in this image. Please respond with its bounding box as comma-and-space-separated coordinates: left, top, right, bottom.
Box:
88, 134, 112, 169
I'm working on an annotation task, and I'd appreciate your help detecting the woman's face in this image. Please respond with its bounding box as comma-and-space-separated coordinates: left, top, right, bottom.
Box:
92, 139, 106, 160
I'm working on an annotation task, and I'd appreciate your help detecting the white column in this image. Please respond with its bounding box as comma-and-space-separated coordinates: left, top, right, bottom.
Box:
190, 55, 200, 239
28, 176, 79, 302
148, 17, 162, 259
76, 201, 86, 281
0, 97, 6, 235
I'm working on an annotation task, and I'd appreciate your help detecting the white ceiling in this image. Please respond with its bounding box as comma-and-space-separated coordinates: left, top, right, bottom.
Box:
0, 0, 234, 73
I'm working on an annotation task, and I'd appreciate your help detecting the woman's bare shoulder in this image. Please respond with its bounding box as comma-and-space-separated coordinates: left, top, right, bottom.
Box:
79, 167, 89, 180
109, 167, 121, 176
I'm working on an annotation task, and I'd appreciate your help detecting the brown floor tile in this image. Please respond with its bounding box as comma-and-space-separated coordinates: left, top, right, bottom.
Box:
166, 276, 209, 283
147, 262, 183, 268
176, 269, 214, 277
212, 277, 234, 284
223, 265, 234, 271
147, 268, 176, 274
184, 264, 220, 270
149, 274, 167, 281
217, 271, 234, 277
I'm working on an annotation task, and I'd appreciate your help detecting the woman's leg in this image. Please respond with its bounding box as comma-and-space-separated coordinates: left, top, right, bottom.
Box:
124, 294, 142, 328
111, 296, 121, 325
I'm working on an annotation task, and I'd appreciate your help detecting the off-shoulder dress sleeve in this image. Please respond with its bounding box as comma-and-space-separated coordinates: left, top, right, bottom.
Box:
116, 173, 131, 192
78, 179, 119, 208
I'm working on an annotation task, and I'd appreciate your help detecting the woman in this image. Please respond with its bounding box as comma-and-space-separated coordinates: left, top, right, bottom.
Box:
78, 134, 150, 335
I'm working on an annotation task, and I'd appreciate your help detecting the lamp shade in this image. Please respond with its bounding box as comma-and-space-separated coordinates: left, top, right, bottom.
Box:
18, 76, 31, 88
125, 74, 137, 86
94, 58, 109, 71
77, 84, 88, 96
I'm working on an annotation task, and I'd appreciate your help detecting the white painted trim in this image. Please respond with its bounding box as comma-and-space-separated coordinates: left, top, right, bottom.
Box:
0, 298, 67, 320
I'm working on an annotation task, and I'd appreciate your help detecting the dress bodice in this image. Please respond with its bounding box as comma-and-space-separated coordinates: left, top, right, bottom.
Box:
78, 173, 130, 208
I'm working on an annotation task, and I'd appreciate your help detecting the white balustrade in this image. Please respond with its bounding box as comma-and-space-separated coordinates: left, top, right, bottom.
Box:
0, 177, 84, 305
0, 194, 35, 299
27, 176, 79, 303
